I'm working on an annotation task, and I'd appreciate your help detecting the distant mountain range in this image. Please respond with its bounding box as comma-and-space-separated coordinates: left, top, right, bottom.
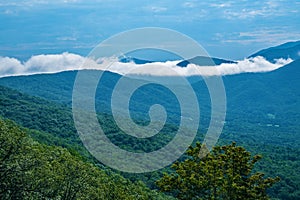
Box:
119, 41, 300, 67
0, 41, 299, 142
0, 41, 299, 144
249, 40, 300, 62
119, 55, 236, 67
119, 57, 154, 64
177, 56, 236, 67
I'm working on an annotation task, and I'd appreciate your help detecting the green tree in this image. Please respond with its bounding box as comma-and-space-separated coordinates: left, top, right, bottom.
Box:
0, 119, 31, 199
156, 142, 280, 200
0, 119, 173, 199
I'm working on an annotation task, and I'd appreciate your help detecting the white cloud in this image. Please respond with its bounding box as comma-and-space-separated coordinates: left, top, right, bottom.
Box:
3, 9, 16, 15
145, 6, 167, 13
100, 56, 292, 77
221, 1, 291, 20
62, 0, 79, 3
182, 2, 196, 8
0, 57, 25, 76
216, 30, 300, 45
210, 2, 231, 8
224, 9, 266, 19
0, 52, 85, 77
206, 56, 292, 76
24, 52, 85, 73
0, 53, 293, 78
56, 36, 77, 41
0, 0, 85, 9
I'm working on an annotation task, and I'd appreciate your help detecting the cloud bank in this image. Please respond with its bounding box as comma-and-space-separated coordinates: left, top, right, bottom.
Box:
0, 53, 85, 77
0, 52, 293, 78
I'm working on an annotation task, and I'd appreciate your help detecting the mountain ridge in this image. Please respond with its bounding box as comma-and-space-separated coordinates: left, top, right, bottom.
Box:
177, 56, 236, 67
249, 40, 300, 62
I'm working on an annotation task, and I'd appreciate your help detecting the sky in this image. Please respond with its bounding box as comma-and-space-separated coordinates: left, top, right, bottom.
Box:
0, 0, 300, 61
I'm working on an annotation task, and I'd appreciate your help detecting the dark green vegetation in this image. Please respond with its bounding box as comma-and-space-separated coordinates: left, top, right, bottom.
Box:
157, 142, 280, 200
0, 118, 174, 199
0, 85, 88, 158
223, 59, 300, 147
0, 41, 299, 199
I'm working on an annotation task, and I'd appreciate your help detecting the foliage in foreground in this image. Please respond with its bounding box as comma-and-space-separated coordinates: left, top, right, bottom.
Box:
0, 119, 172, 200
157, 142, 280, 200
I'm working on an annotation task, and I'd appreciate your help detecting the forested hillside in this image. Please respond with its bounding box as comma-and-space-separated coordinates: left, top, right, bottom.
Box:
0, 118, 174, 199
0, 85, 299, 199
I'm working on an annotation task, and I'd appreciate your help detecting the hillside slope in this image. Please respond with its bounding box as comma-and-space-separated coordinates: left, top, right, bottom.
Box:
0, 60, 298, 146
0, 118, 173, 199
0, 82, 299, 199
249, 40, 300, 62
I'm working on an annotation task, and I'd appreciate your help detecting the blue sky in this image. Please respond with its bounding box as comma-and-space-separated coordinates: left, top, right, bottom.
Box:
1, 0, 300, 60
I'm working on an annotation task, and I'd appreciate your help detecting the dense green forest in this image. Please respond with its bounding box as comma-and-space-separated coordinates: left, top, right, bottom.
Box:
0, 84, 299, 199
0, 117, 281, 199
0, 118, 174, 199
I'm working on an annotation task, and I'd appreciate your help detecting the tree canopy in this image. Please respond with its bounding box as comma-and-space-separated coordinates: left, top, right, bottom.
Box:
156, 142, 280, 200
0, 119, 173, 200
